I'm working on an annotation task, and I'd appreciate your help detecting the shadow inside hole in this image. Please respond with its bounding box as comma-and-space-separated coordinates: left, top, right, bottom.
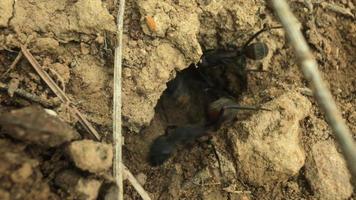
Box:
143, 62, 249, 164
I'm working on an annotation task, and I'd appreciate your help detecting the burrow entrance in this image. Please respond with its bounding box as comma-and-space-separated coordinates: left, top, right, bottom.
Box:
122, 53, 270, 198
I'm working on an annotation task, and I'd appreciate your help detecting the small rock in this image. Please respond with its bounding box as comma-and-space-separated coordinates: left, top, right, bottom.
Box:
215, 150, 236, 180
229, 91, 311, 185
55, 169, 102, 200
0, 139, 54, 199
34, 37, 60, 53
182, 167, 212, 190
68, 140, 113, 173
73, 0, 116, 33
44, 109, 58, 116
10, 163, 33, 184
0, 106, 81, 147
50, 63, 71, 84
98, 182, 118, 200
55, 169, 80, 189
77, 177, 103, 200
80, 42, 90, 55
305, 141, 353, 200
135, 173, 147, 186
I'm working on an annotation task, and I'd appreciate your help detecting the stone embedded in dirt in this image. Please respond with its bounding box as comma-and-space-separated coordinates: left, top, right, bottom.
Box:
0, 139, 56, 199
10, 162, 33, 184
55, 169, 102, 200
75, 177, 103, 200
305, 141, 353, 200
50, 62, 71, 84
0, 106, 81, 147
72, 0, 116, 34
135, 173, 147, 186
182, 167, 213, 190
0, 0, 13, 27
214, 150, 236, 180
98, 182, 118, 200
34, 37, 60, 54
229, 91, 312, 186
68, 139, 113, 173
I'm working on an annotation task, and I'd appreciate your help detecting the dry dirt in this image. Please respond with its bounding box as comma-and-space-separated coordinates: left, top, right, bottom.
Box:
0, 0, 355, 199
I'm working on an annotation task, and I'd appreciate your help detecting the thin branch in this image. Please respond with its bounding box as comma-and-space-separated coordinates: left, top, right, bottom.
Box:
123, 164, 152, 200
0, 82, 61, 107
113, 0, 126, 199
1, 51, 23, 79
21, 46, 101, 140
21, 46, 70, 102
270, 0, 356, 185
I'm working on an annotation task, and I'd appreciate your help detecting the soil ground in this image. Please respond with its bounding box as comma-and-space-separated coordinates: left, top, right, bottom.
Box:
0, 0, 355, 199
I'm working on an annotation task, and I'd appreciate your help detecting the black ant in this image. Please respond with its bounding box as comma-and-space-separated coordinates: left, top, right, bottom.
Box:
149, 25, 279, 166
197, 25, 282, 94
148, 97, 270, 166
198, 25, 282, 69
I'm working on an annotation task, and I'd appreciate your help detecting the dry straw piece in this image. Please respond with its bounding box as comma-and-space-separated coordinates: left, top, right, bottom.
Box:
113, 0, 125, 198
270, 0, 356, 186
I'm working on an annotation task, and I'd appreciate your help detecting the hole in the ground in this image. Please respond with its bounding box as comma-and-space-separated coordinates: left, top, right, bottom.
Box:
158, 62, 248, 126
147, 58, 258, 166
125, 26, 278, 172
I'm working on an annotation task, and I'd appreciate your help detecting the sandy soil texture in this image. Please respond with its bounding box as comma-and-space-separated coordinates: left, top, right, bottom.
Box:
0, 0, 355, 199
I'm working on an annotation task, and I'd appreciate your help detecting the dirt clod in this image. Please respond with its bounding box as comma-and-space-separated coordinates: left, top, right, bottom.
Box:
0, 139, 55, 199
135, 173, 147, 186
0, 106, 81, 147
305, 140, 353, 200
98, 182, 118, 200
10, 0, 115, 41
230, 91, 311, 186
55, 169, 102, 200
68, 139, 113, 173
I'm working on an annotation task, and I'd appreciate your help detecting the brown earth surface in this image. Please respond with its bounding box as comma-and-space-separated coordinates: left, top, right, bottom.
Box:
0, 0, 355, 199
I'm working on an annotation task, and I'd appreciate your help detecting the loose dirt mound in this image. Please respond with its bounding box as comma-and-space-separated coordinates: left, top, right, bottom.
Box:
0, 0, 355, 199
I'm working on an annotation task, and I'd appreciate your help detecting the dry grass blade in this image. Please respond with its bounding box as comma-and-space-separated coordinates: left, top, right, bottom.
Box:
123, 164, 151, 200
70, 107, 101, 140
21, 46, 69, 102
1, 51, 23, 79
0, 82, 61, 107
113, 0, 126, 199
21, 45, 101, 141
270, 0, 356, 186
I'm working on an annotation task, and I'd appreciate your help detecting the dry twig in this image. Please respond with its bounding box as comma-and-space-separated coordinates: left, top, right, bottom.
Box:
1, 51, 23, 79
21, 46, 101, 140
0, 82, 61, 107
123, 164, 152, 200
320, 2, 354, 18
270, 0, 356, 185
113, 0, 126, 199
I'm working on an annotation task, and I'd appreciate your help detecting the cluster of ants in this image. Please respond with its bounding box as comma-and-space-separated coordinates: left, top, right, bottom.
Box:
149, 26, 280, 166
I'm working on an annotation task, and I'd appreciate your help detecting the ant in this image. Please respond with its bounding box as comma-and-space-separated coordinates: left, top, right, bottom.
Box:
197, 25, 282, 93
198, 25, 282, 69
149, 25, 279, 166
149, 97, 270, 166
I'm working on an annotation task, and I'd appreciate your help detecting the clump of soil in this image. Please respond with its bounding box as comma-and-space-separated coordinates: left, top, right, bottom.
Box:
0, 139, 57, 200
0, 0, 355, 199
